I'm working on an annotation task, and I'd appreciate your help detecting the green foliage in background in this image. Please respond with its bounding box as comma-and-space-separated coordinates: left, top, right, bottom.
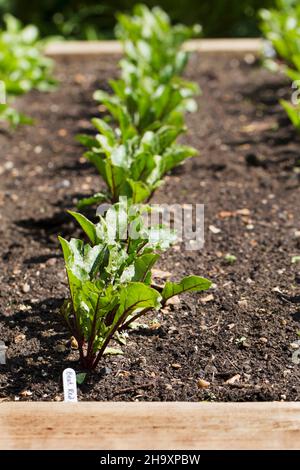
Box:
0, 13, 55, 126
115, 4, 201, 81
260, 0, 300, 74
0, 0, 275, 39
260, 0, 300, 131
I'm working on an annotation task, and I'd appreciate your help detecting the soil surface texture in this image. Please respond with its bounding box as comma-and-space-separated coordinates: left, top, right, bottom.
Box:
0, 52, 300, 402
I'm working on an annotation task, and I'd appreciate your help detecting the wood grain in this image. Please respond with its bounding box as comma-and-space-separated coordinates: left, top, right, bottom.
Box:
0, 402, 299, 450
45, 39, 262, 56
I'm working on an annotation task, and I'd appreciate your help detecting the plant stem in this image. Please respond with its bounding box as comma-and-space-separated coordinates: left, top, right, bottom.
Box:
90, 301, 141, 370
86, 293, 101, 361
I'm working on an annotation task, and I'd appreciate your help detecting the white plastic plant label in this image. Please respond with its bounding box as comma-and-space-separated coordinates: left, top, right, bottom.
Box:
63, 368, 78, 402
0, 341, 7, 365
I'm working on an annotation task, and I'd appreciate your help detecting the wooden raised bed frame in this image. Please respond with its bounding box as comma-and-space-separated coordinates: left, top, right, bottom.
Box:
0, 39, 299, 451
1, 402, 300, 450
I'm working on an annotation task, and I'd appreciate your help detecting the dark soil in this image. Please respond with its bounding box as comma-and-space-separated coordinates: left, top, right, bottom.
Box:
0, 52, 300, 402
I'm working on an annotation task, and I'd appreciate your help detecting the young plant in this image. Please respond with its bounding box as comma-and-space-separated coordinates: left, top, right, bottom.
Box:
115, 4, 201, 84
0, 14, 56, 126
94, 75, 199, 136
92, 4, 200, 138
59, 200, 211, 370
76, 4, 200, 207
77, 121, 197, 207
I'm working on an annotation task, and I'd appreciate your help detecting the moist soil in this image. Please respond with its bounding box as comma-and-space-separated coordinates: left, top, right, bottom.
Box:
0, 52, 300, 402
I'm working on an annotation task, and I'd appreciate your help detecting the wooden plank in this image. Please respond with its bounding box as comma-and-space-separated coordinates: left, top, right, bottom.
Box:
0, 402, 299, 450
45, 38, 262, 56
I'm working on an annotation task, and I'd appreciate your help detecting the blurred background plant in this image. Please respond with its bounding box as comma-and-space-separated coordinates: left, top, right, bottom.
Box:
0, 13, 55, 126
260, 0, 300, 72
0, 0, 276, 40
260, 0, 300, 133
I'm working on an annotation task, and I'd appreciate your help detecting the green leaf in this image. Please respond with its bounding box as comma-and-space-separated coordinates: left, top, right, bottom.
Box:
84, 151, 108, 185
59, 237, 105, 282
59, 235, 72, 266
128, 179, 152, 203
156, 125, 184, 151
76, 373, 87, 385
76, 134, 97, 149
68, 211, 98, 245
224, 254, 237, 264
103, 347, 124, 356
133, 253, 160, 283
104, 201, 129, 243
162, 275, 212, 301
96, 134, 114, 156
147, 226, 177, 250
77, 193, 108, 210
162, 145, 197, 174
111, 144, 130, 169
119, 282, 162, 317
0, 104, 33, 127
91, 118, 116, 145
105, 159, 127, 200
280, 99, 300, 130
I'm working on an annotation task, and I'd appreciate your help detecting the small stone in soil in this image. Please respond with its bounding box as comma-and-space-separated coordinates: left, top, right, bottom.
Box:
55, 344, 66, 353
14, 333, 26, 344
19, 390, 32, 397
200, 294, 214, 303
209, 225, 221, 234
224, 374, 241, 385
290, 342, 300, 350
46, 258, 57, 267
70, 336, 78, 349
18, 304, 31, 312
150, 322, 161, 330
166, 296, 180, 306
100, 366, 112, 376
22, 283, 30, 293
259, 337, 268, 344
294, 230, 300, 239
168, 326, 179, 334
197, 378, 210, 389
152, 268, 172, 279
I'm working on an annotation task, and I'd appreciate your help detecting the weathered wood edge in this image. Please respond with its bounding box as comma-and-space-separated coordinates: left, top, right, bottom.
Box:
45, 38, 262, 56
0, 402, 299, 450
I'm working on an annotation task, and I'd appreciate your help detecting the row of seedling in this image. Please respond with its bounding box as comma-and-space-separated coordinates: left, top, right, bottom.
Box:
59, 4, 211, 371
